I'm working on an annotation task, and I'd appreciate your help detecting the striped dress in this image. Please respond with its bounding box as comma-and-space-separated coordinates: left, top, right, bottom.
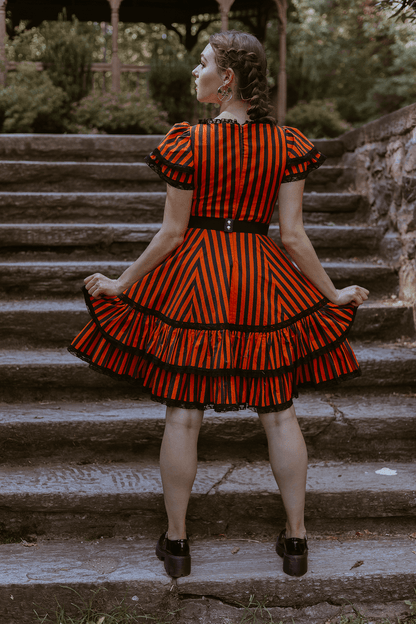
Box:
68, 119, 360, 412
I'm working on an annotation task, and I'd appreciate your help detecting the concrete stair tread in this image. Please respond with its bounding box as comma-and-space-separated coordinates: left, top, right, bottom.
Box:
1, 459, 415, 502
0, 223, 384, 250
0, 297, 411, 311
1, 537, 415, 612
2, 343, 415, 363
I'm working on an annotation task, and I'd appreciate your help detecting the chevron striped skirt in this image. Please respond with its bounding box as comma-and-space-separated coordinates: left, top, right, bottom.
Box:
68, 227, 360, 412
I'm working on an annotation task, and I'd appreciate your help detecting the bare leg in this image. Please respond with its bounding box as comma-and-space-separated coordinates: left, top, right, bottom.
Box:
160, 406, 203, 540
258, 404, 307, 538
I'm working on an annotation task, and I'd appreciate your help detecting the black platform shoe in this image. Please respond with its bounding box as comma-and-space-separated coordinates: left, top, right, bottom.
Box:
276, 529, 308, 577
156, 532, 191, 578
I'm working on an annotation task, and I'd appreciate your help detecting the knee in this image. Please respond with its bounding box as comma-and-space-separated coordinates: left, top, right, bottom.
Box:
259, 405, 297, 431
165, 407, 203, 431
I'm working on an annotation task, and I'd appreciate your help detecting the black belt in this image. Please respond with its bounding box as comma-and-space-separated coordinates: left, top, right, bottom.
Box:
188, 216, 269, 235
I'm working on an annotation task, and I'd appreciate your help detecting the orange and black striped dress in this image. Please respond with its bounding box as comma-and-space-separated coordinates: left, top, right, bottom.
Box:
68, 120, 360, 412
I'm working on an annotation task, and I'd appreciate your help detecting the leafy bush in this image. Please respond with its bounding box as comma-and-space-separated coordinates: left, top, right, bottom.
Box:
40, 12, 94, 103
0, 63, 67, 133
284, 99, 352, 138
148, 41, 195, 124
68, 91, 171, 134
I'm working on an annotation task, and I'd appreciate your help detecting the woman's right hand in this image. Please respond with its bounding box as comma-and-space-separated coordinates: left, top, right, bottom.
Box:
331, 285, 370, 307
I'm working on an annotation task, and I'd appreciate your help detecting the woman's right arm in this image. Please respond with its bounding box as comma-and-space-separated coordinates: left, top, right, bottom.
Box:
278, 180, 369, 307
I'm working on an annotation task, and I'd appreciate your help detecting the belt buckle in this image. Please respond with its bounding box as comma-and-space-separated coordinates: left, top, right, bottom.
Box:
224, 218, 234, 233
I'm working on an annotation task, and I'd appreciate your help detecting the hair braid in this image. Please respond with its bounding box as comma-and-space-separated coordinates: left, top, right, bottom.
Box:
209, 31, 275, 124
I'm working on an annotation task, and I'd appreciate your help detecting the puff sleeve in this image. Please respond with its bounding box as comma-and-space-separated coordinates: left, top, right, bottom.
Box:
281, 126, 327, 183
145, 122, 194, 190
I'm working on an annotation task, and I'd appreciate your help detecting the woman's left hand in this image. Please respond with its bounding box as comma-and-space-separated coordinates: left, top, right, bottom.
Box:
84, 273, 124, 298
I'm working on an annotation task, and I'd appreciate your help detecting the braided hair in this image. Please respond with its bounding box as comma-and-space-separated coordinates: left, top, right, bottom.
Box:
209, 30, 275, 124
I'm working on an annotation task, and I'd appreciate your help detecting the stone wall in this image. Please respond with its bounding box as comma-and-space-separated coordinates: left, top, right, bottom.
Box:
339, 103, 416, 302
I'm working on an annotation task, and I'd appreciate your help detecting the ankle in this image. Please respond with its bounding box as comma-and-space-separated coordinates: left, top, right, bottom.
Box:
167, 526, 187, 541
285, 523, 306, 540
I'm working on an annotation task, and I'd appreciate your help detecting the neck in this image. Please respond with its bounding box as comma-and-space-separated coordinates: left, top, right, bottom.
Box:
218, 99, 250, 124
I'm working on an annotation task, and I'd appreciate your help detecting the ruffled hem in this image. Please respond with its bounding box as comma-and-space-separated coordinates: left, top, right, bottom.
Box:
78, 285, 357, 378
145, 155, 194, 190
68, 343, 361, 413
281, 154, 326, 184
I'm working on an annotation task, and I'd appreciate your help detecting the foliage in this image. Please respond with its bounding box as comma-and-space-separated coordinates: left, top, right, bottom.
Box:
0, 63, 67, 133
68, 91, 170, 134
285, 99, 352, 137
148, 39, 196, 124
266, 0, 416, 126
39, 12, 94, 103
6, 11, 96, 103
376, 0, 416, 21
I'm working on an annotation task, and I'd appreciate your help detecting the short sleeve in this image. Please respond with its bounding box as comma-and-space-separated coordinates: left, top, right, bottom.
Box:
145, 122, 194, 190
281, 126, 327, 183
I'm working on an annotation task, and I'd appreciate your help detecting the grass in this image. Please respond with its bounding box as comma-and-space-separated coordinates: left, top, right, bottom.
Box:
32, 588, 416, 624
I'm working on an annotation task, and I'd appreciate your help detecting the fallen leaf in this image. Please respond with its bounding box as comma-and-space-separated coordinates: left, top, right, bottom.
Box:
355, 531, 363, 537
21, 540, 37, 548
409, 533, 416, 539
350, 560, 364, 570
231, 547, 240, 555
412, 551, 416, 555
97, 617, 105, 624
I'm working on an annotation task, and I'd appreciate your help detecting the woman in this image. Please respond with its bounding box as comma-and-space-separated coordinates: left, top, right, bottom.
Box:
68, 30, 368, 579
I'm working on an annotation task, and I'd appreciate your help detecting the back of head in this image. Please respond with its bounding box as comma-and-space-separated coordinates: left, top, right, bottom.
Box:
209, 30, 275, 124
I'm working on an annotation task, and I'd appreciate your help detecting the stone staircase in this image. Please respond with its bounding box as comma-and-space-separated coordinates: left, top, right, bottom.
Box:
0, 133, 415, 624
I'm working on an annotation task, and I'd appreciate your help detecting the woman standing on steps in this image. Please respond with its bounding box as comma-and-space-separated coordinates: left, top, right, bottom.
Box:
68, 30, 369, 579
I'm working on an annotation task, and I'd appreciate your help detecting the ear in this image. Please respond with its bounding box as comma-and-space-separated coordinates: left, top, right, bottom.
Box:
222, 67, 235, 86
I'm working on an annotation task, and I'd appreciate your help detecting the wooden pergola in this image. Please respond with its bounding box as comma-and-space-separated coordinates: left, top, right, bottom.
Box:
0, 0, 287, 123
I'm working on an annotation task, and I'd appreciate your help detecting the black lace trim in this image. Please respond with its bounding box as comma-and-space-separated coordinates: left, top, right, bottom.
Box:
152, 147, 194, 174
281, 156, 327, 184
198, 118, 276, 126
287, 146, 327, 167
145, 155, 194, 191
119, 288, 330, 333
68, 344, 361, 414
73, 286, 357, 379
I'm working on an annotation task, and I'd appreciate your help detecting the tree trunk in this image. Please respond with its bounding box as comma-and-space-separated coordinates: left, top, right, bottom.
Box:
0, 0, 7, 87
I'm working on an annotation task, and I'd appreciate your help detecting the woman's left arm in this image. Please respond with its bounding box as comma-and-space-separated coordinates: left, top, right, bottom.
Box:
84, 184, 194, 299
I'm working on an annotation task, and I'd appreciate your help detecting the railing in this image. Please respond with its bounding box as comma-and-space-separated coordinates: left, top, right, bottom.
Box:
5, 61, 151, 93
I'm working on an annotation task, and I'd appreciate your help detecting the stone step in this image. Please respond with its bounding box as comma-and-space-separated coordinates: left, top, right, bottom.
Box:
0, 260, 397, 298
0, 459, 415, 538
0, 393, 414, 462
0, 133, 345, 162
0, 161, 354, 192
0, 161, 162, 192
0, 344, 414, 402
0, 191, 362, 223
0, 223, 383, 257
0, 300, 413, 349
1, 537, 415, 624
0, 133, 159, 162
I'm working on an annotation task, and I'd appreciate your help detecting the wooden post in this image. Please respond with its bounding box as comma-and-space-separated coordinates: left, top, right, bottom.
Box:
216, 0, 236, 31
274, 0, 287, 126
108, 0, 123, 92
0, 0, 7, 87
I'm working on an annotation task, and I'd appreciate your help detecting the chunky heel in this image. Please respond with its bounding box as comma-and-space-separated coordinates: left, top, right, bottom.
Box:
276, 529, 308, 577
164, 552, 191, 578
156, 532, 191, 578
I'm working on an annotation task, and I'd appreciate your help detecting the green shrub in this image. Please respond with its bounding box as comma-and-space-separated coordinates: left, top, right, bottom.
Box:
0, 63, 67, 133
40, 11, 94, 103
68, 91, 171, 134
148, 41, 195, 124
284, 99, 352, 138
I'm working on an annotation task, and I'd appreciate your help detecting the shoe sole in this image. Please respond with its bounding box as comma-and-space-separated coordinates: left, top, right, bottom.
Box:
156, 542, 191, 578
276, 543, 308, 577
